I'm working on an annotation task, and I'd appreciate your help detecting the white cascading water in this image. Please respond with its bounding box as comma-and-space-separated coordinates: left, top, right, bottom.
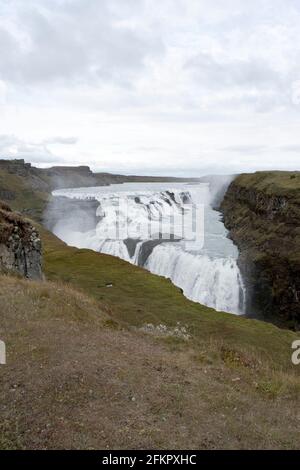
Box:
145, 245, 244, 314
52, 182, 245, 315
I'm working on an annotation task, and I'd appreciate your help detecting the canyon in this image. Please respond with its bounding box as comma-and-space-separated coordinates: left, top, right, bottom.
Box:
1, 159, 300, 449
221, 171, 300, 329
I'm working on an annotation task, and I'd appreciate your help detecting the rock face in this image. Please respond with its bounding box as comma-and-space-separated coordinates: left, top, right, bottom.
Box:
220, 171, 300, 329
0, 201, 43, 280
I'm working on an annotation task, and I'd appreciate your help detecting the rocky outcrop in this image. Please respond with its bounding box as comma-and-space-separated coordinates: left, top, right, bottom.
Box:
0, 201, 43, 280
220, 171, 300, 329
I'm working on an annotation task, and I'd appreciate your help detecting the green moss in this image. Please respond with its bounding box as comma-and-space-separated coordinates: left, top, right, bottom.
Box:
255, 380, 284, 399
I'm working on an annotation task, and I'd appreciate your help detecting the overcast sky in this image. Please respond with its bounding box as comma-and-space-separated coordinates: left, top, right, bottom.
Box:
0, 0, 300, 175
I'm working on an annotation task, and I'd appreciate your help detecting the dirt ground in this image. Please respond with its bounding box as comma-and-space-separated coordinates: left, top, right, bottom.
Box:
1, 275, 300, 449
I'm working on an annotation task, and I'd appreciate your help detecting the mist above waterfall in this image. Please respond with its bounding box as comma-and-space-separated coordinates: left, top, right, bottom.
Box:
44, 195, 100, 246
198, 174, 236, 208
49, 181, 245, 315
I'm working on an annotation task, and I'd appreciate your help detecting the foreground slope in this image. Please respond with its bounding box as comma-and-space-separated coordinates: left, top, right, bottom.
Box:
1, 274, 300, 450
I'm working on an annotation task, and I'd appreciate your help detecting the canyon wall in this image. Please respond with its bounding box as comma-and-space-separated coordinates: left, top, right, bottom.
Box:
221, 171, 300, 329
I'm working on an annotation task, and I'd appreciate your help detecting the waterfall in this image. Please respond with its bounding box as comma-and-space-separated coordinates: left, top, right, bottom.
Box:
145, 244, 245, 314
52, 183, 246, 315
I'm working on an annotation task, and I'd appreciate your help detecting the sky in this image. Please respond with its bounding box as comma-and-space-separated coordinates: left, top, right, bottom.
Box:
0, 0, 300, 176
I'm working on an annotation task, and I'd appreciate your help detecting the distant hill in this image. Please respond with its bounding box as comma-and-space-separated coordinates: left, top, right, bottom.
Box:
0, 158, 200, 191
0, 158, 201, 221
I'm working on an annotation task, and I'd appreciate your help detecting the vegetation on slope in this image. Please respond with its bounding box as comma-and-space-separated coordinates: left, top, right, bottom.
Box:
0, 201, 34, 244
41, 227, 298, 370
231, 171, 300, 194
1, 273, 300, 450
0, 166, 50, 222
1, 163, 300, 449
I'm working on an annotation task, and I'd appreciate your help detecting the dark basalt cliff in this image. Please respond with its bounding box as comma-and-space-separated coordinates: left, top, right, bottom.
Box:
0, 201, 43, 280
220, 171, 300, 329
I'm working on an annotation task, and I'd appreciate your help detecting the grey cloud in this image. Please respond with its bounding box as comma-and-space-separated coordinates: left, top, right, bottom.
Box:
0, 1, 300, 173
221, 145, 267, 154
44, 137, 78, 145
0, 27, 18, 75
182, 50, 294, 113
0, 134, 65, 164
280, 145, 300, 152
0, 0, 164, 87
185, 52, 283, 90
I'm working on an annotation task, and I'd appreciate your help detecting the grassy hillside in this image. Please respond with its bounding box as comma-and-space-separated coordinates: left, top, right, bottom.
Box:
1, 273, 300, 449
41, 228, 298, 369
233, 171, 300, 194
0, 167, 49, 222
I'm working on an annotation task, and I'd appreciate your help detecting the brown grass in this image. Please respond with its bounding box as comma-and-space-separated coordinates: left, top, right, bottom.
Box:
0, 200, 37, 244
0, 201, 12, 213
1, 275, 300, 450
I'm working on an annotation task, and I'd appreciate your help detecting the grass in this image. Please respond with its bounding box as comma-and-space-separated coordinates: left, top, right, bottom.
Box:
236, 171, 300, 195
0, 201, 35, 244
0, 168, 50, 222
1, 274, 300, 449
1, 168, 300, 448
41, 226, 298, 371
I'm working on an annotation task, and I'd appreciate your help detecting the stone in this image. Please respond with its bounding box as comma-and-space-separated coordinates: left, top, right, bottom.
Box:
0, 201, 43, 280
